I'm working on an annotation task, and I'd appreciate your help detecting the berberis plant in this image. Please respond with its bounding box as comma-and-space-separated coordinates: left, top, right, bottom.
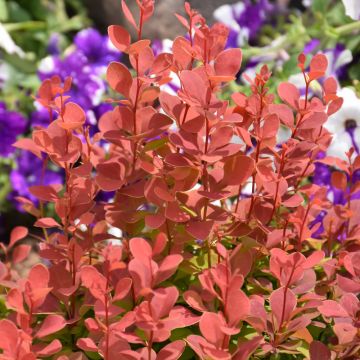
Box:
1, 1, 359, 359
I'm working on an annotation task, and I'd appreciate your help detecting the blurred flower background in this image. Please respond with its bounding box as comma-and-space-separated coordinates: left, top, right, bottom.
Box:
0, 0, 360, 238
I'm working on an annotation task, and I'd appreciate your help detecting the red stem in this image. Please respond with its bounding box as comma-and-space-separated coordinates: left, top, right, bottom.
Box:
202, 115, 211, 268
346, 164, 353, 237
247, 140, 261, 220
327, 220, 333, 257
292, 74, 309, 139
148, 331, 153, 360
297, 203, 311, 251
181, 104, 189, 126
278, 263, 296, 332
138, 8, 144, 41
234, 184, 242, 213
269, 148, 286, 221
248, 84, 264, 220
165, 219, 172, 255
221, 259, 231, 350
103, 269, 111, 360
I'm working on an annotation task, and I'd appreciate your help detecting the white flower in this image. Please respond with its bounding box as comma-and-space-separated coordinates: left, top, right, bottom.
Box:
342, 0, 360, 20
242, 180, 255, 196
288, 72, 323, 95
108, 226, 122, 238
241, 37, 289, 84
159, 71, 180, 96
213, 3, 249, 46
88, 74, 105, 106
86, 110, 97, 126
231, 134, 245, 146
0, 61, 10, 88
0, 23, 24, 57
38, 56, 56, 74
161, 38, 173, 53
277, 126, 292, 144
151, 39, 181, 95
326, 133, 353, 160
107, 37, 117, 52
288, 72, 306, 89
213, 3, 244, 32
324, 47, 353, 78
288, 47, 352, 94
107, 226, 122, 245
324, 87, 360, 160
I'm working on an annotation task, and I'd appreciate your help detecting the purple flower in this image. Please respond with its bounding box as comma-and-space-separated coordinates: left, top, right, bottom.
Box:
30, 108, 52, 128
310, 211, 326, 238
289, 42, 352, 96
93, 103, 114, 119
226, 28, 240, 49
304, 42, 352, 81
312, 152, 347, 205
152, 39, 163, 57
311, 151, 360, 238
0, 102, 27, 157
213, 0, 274, 47
324, 88, 360, 160
96, 190, 115, 203
312, 152, 331, 186
74, 28, 119, 72
38, 52, 106, 111
47, 33, 61, 55
9, 151, 63, 210
324, 44, 352, 81
236, 0, 273, 41
38, 28, 120, 113
303, 39, 321, 54
87, 103, 114, 135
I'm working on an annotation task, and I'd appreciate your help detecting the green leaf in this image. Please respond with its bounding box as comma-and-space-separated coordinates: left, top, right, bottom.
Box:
170, 327, 193, 341
135, 328, 147, 342
0, 0, 8, 21
55, 14, 89, 32
239, 325, 260, 340
3, 21, 46, 32
3, 52, 38, 73
297, 341, 310, 358
180, 205, 197, 217
312, 0, 329, 13
349, 63, 360, 81
178, 260, 200, 274
0, 296, 9, 317
143, 137, 168, 152
86, 351, 102, 360
180, 347, 196, 360
112, 299, 133, 312
7, 1, 31, 22
18, 0, 47, 20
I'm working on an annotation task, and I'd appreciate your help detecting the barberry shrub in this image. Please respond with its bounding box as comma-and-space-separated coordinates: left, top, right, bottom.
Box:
1, 1, 359, 359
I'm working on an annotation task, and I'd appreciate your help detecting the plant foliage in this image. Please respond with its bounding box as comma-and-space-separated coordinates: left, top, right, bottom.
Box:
1, 1, 359, 359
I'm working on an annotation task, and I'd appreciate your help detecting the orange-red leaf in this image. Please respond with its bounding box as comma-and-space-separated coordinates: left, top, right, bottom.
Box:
278, 82, 300, 109
107, 62, 133, 97
12, 138, 42, 159
34, 217, 61, 228
214, 48, 242, 77
121, 0, 138, 30
108, 25, 131, 52
58, 102, 86, 130
9, 226, 28, 247
223, 155, 255, 186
